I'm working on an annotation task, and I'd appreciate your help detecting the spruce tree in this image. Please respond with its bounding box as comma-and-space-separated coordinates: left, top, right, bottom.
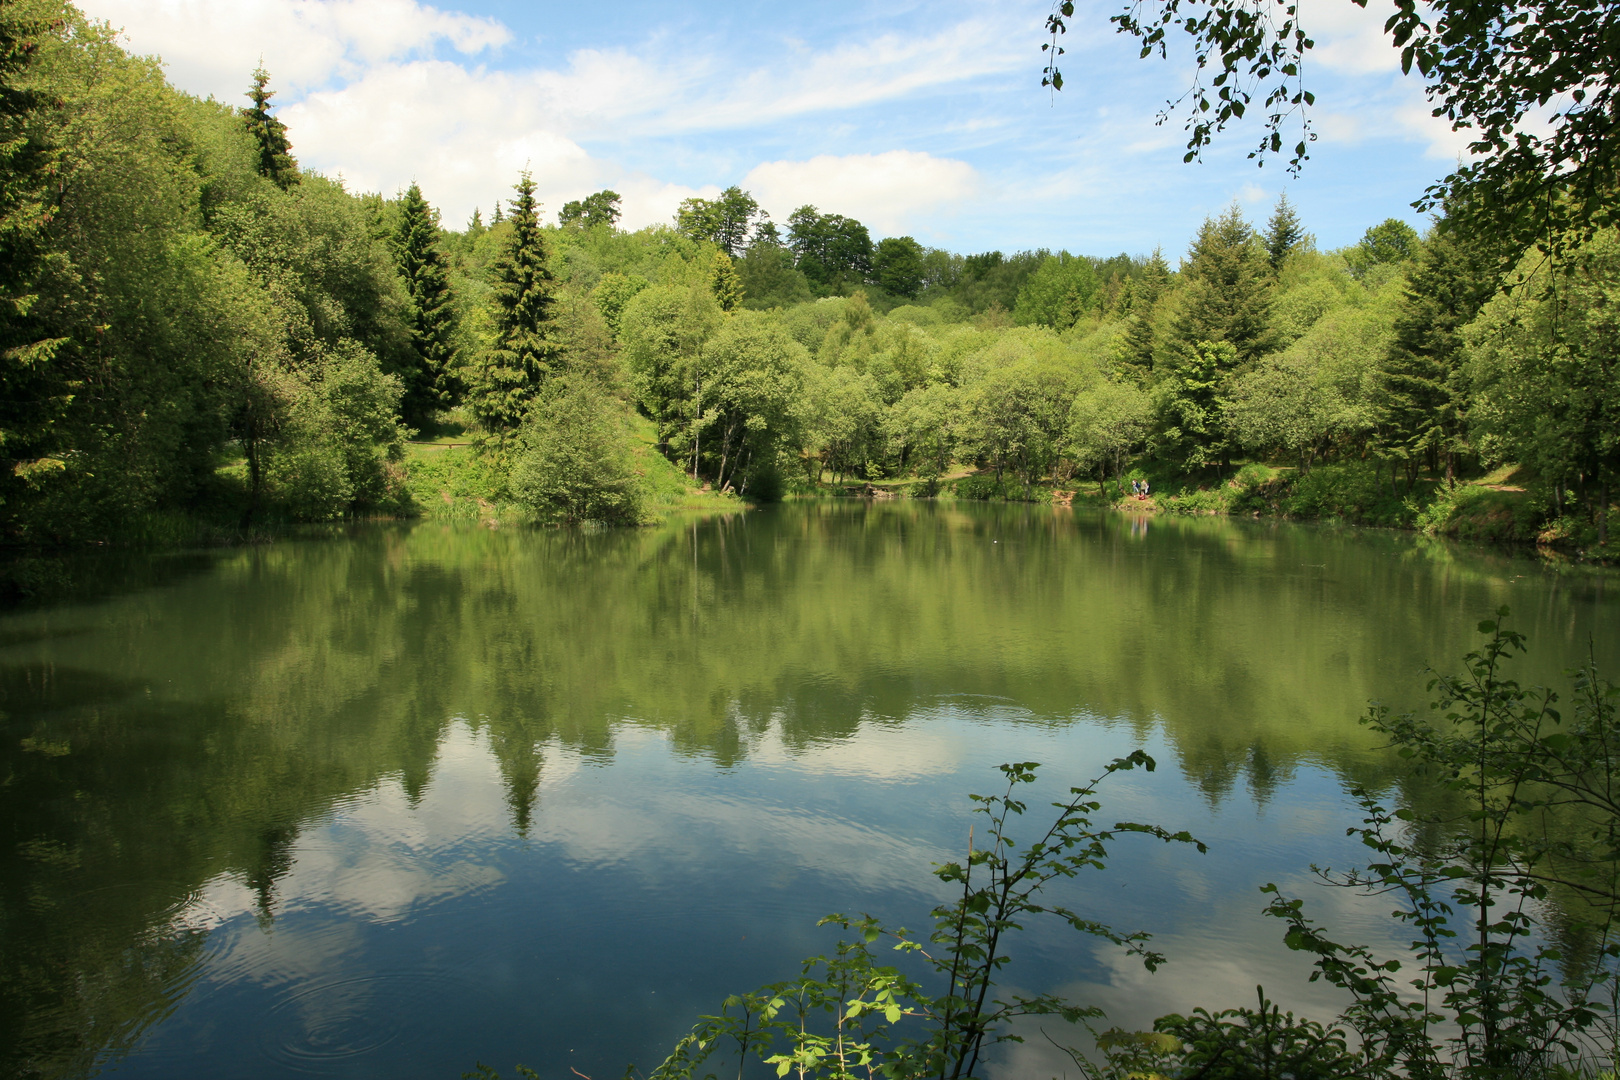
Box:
1263, 193, 1306, 270
1118, 247, 1169, 381
1377, 218, 1498, 482
392, 182, 457, 429
1172, 206, 1272, 366
710, 249, 743, 312
469, 172, 558, 436
0, 0, 67, 524
241, 66, 298, 188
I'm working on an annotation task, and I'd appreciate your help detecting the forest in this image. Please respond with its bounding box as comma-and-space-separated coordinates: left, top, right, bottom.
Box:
1, 0, 1615, 554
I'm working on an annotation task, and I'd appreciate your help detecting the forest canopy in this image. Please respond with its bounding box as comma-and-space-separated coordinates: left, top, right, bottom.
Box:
0, 0, 1614, 551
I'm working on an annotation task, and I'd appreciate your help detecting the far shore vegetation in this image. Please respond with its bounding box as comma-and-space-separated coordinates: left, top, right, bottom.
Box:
1, 2, 1617, 563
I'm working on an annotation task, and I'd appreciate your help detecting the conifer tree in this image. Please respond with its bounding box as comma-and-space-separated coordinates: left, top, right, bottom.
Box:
392, 182, 457, 429
1171, 206, 1272, 366
1378, 218, 1498, 483
469, 172, 558, 436
710, 248, 743, 312
241, 66, 297, 188
0, 0, 68, 518
1263, 193, 1306, 270
1118, 248, 1169, 380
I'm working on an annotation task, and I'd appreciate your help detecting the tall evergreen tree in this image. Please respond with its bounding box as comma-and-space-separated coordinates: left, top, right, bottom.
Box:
1263, 193, 1306, 270
0, 0, 66, 524
392, 182, 457, 429
709, 248, 743, 312
1171, 206, 1272, 366
1378, 217, 1498, 482
469, 172, 558, 436
1118, 247, 1169, 381
241, 66, 297, 188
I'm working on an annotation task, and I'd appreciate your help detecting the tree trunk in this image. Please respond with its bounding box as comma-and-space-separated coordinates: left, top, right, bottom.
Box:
716, 420, 736, 491
241, 432, 262, 528
1601, 477, 1610, 546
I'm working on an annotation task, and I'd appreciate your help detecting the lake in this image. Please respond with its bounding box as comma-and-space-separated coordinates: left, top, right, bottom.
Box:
2, 502, 1616, 1079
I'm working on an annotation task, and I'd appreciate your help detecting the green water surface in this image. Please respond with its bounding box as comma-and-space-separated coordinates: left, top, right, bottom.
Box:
1, 503, 1615, 1079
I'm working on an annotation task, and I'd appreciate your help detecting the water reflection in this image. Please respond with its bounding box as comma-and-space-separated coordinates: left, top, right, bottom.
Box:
0, 505, 1615, 1078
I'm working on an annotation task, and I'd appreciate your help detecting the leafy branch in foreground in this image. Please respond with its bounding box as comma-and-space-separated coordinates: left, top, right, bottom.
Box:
1260, 608, 1620, 1079
1045, 0, 1619, 254
639, 751, 1204, 1080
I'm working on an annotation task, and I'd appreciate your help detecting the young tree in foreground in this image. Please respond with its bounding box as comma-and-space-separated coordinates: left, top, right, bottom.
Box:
468, 172, 558, 437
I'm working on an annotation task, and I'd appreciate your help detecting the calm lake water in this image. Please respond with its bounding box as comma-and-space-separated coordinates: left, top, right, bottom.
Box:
2, 503, 1616, 1080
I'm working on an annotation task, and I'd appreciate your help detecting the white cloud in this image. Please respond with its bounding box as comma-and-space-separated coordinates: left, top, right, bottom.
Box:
1300, 0, 1401, 75
84, 0, 510, 100
744, 151, 982, 236
87, 0, 1022, 232
280, 58, 715, 227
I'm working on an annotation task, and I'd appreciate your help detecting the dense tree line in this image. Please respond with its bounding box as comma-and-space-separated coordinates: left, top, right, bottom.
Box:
0, 0, 1614, 545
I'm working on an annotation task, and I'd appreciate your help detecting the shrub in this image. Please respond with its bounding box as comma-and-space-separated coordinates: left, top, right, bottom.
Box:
510, 375, 648, 525
1285, 461, 1416, 526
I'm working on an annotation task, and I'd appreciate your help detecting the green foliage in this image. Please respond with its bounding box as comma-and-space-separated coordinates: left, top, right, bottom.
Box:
1153, 340, 1237, 469
1171, 206, 1272, 366
557, 189, 620, 230
787, 205, 873, 294
872, 235, 926, 298
0, 0, 67, 528
1055, 0, 1620, 252
1068, 378, 1152, 487
1284, 460, 1418, 526
1013, 253, 1098, 329
1263, 612, 1620, 1079
1078, 989, 1364, 1080
468, 172, 558, 437
1379, 216, 1498, 477
392, 181, 457, 429
1466, 228, 1620, 542
240, 66, 297, 189
1415, 482, 1543, 543
675, 186, 763, 257
509, 374, 647, 525
736, 242, 812, 310
707, 248, 743, 312
590, 271, 649, 337
619, 281, 722, 462
1264, 192, 1308, 270
1346, 218, 1422, 279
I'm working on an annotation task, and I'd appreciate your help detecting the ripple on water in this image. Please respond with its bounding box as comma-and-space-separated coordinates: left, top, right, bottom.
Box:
257, 968, 475, 1074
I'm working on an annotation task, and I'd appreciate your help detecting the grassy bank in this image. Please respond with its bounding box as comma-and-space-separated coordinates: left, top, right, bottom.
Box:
796, 459, 1616, 562
402, 415, 740, 527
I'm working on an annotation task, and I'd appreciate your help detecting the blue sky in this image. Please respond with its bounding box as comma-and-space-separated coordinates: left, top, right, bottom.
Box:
81, 0, 1472, 258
